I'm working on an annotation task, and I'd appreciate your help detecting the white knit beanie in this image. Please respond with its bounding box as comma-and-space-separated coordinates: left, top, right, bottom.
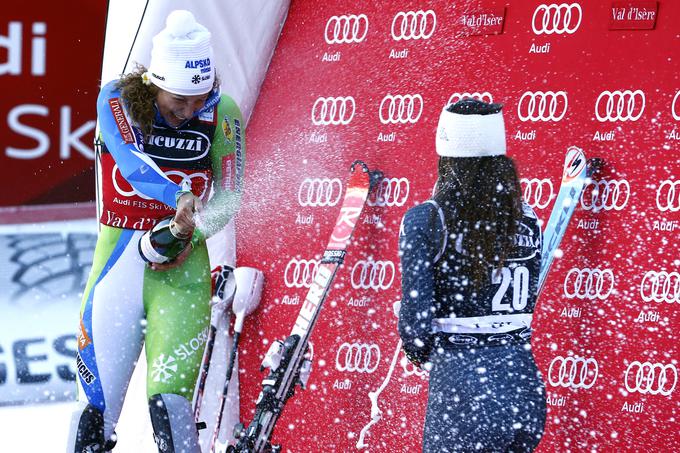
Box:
435, 101, 507, 157
147, 10, 214, 96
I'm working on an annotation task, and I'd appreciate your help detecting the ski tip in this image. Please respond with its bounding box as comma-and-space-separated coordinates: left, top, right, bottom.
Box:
586, 158, 604, 177
563, 146, 587, 183
350, 160, 370, 174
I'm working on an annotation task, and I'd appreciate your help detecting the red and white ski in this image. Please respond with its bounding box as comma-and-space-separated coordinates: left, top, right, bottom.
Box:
227, 161, 381, 453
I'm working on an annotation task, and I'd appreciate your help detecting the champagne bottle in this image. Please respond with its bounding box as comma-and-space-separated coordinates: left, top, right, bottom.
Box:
138, 215, 192, 264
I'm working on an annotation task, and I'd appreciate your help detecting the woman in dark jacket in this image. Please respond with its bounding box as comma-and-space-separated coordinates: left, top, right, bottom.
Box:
398, 99, 546, 452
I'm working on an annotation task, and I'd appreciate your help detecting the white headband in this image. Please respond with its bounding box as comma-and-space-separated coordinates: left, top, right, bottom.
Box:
435, 106, 506, 157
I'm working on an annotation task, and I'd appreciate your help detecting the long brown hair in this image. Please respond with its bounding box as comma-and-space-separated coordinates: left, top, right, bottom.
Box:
115, 65, 159, 138
434, 156, 523, 285
115, 64, 221, 138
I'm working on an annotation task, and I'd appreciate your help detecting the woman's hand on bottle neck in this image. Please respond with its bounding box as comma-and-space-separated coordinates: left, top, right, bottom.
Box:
173, 192, 203, 237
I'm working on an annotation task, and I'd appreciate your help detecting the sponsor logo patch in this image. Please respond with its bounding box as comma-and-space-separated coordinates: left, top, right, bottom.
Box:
76, 353, 96, 385
78, 319, 91, 351
108, 98, 134, 144
222, 115, 234, 143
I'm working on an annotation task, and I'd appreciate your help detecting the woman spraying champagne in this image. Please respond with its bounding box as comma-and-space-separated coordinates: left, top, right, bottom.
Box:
68, 10, 246, 453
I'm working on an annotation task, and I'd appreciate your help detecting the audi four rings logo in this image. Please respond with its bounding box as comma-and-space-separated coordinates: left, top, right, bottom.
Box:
112, 165, 208, 200
656, 180, 680, 212
595, 90, 645, 122
312, 97, 356, 126
391, 10, 436, 41
368, 177, 410, 207
640, 271, 680, 303
673, 91, 680, 121
580, 179, 630, 212
379, 94, 423, 124
517, 91, 568, 122
448, 92, 494, 106
335, 342, 380, 373
548, 356, 599, 389
532, 3, 582, 35
402, 357, 429, 378
564, 268, 615, 300
325, 14, 369, 44
351, 260, 395, 291
520, 178, 554, 209
624, 361, 677, 396
284, 258, 320, 289
298, 178, 343, 207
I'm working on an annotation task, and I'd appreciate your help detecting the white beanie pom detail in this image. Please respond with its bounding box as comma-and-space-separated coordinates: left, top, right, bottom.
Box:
166, 10, 199, 38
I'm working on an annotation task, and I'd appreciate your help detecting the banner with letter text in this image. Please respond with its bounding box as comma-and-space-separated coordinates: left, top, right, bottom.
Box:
0, 2, 107, 207
236, 1, 679, 451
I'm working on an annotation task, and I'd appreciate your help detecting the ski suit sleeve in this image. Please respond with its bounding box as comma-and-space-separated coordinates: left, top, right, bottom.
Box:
398, 203, 442, 366
197, 94, 246, 239
97, 80, 183, 208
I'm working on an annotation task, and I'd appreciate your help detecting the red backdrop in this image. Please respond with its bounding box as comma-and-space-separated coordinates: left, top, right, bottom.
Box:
237, 1, 679, 451
0, 2, 107, 206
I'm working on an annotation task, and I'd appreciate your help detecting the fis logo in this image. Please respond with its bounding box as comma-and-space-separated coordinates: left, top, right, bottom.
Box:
112, 165, 209, 200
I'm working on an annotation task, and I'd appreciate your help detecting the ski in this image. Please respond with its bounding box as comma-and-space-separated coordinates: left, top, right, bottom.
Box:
538, 146, 599, 293
227, 161, 381, 453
